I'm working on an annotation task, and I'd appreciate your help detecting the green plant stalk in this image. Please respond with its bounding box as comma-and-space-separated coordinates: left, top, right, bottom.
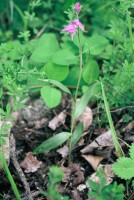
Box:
0, 118, 22, 200
126, 10, 134, 61
100, 81, 123, 157
0, 153, 22, 200
13, 3, 27, 31
68, 28, 83, 163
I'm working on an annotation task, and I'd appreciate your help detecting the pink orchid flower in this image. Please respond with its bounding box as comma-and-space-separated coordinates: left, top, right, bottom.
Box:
62, 19, 84, 40
75, 2, 81, 12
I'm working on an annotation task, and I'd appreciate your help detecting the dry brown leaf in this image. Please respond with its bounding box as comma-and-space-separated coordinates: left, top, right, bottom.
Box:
122, 120, 134, 132
56, 145, 69, 158
72, 189, 82, 200
61, 163, 84, 186
71, 99, 92, 130
77, 106, 92, 130
48, 110, 67, 130
11, 111, 20, 126
81, 130, 114, 154
98, 164, 114, 185
20, 152, 42, 173
82, 155, 104, 170
88, 164, 114, 186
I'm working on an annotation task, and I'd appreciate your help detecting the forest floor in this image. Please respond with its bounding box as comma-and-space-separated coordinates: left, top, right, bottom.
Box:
0, 96, 133, 200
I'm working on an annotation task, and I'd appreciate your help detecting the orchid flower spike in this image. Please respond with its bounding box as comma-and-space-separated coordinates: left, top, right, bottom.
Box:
62, 19, 84, 40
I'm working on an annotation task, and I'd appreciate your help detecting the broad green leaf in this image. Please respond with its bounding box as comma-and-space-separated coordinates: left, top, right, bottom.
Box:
73, 32, 87, 47
30, 33, 60, 63
82, 60, 100, 84
74, 82, 98, 119
41, 86, 62, 108
53, 49, 78, 65
71, 123, 83, 148
44, 62, 69, 81
62, 66, 85, 87
33, 132, 71, 154
83, 35, 109, 55
112, 157, 134, 180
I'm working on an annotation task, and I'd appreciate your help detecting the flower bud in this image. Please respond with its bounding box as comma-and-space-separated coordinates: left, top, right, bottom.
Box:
75, 2, 81, 12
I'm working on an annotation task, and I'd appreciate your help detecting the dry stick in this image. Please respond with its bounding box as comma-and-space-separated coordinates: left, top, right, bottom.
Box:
10, 134, 34, 200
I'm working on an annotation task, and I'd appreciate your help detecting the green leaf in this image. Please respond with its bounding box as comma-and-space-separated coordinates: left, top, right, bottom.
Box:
0, 88, 3, 98
129, 144, 134, 160
62, 66, 85, 87
38, 79, 71, 95
112, 157, 134, 180
27, 74, 45, 93
41, 86, 62, 108
0, 108, 5, 115
74, 82, 98, 119
33, 132, 71, 154
30, 33, 60, 63
53, 49, 78, 65
71, 123, 83, 148
82, 60, 100, 84
73, 32, 86, 47
49, 80, 71, 95
6, 103, 12, 114
101, 81, 122, 157
44, 62, 69, 81
83, 35, 109, 55
88, 179, 98, 191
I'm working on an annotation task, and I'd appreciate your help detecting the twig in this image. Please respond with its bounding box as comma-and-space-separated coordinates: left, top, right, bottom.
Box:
10, 134, 34, 200
93, 106, 134, 115
128, 191, 134, 200
35, 20, 51, 38
22, 191, 40, 200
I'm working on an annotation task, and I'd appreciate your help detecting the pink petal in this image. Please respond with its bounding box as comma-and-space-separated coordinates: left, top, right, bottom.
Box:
73, 19, 84, 31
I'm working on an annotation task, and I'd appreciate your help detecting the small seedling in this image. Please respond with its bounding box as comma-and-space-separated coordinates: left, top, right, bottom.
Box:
88, 170, 124, 200
41, 166, 69, 200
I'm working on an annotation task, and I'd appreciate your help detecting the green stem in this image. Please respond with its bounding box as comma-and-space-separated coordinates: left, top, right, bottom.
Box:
0, 153, 22, 200
126, 10, 134, 61
0, 111, 22, 200
101, 81, 123, 157
13, 3, 27, 31
68, 28, 83, 163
